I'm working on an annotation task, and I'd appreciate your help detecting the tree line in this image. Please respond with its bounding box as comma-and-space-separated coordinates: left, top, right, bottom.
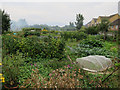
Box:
1, 9, 110, 38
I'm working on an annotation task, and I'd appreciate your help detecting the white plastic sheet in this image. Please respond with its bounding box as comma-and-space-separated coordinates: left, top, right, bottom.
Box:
76, 55, 113, 72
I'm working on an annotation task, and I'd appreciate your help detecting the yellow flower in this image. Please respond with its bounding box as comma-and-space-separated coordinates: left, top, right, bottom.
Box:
0, 76, 5, 82
0, 63, 2, 66
2, 77, 5, 82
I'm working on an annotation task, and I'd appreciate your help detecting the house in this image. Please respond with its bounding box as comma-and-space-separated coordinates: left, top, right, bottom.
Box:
96, 16, 110, 24
85, 13, 120, 31
91, 18, 97, 26
109, 14, 120, 30
85, 21, 91, 28
110, 19, 120, 31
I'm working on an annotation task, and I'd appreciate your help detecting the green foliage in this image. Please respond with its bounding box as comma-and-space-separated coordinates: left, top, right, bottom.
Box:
85, 26, 99, 35
79, 26, 86, 32
75, 14, 84, 30
21, 61, 119, 88
24, 31, 40, 37
49, 30, 55, 33
2, 35, 20, 57
2, 51, 24, 86
43, 59, 71, 70
74, 47, 114, 58
42, 31, 48, 34
97, 19, 110, 40
80, 39, 104, 48
69, 39, 117, 58
22, 28, 41, 32
87, 35, 104, 40
19, 61, 53, 85
61, 31, 87, 41
2, 35, 66, 59
98, 19, 109, 32
0, 10, 11, 34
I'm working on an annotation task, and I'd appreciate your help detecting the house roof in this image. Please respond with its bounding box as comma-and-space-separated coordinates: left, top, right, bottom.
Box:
109, 13, 118, 18
93, 18, 97, 22
110, 19, 120, 25
99, 16, 110, 20
84, 21, 91, 27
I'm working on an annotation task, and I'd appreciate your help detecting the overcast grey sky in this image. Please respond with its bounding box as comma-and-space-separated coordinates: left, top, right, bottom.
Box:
1, 2, 118, 26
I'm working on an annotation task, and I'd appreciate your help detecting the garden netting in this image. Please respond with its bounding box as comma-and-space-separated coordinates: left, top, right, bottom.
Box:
76, 55, 113, 72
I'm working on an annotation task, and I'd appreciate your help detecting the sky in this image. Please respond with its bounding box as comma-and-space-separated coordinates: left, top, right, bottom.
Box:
1, 1, 119, 26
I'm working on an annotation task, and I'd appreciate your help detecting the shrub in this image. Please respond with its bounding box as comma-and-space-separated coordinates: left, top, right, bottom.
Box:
87, 35, 104, 41
105, 35, 114, 41
49, 30, 55, 33
2, 51, 25, 87
22, 28, 41, 32
42, 31, 48, 34
79, 26, 86, 33
86, 26, 99, 35
24, 31, 40, 37
2, 35, 20, 57
61, 31, 87, 41
80, 39, 104, 48
2, 35, 66, 59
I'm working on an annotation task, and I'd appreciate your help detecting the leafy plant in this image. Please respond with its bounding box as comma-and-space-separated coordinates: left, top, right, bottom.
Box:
2, 35, 66, 59
22, 28, 41, 32
69, 39, 117, 58
24, 31, 40, 37
80, 39, 104, 48
61, 31, 87, 41
2, 51, 24, 87
85, 26, 99, 35
2, 35, 20, 57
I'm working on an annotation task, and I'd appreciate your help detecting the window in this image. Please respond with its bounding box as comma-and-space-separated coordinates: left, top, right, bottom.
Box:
116, 25, 118, 29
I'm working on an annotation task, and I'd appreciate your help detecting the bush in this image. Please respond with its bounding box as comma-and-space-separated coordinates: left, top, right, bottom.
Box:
2, 35, 20, 57
2, 51, 25, 87
2, 35, 66, 59
80, 39, 104, 48
61, 31, 87, 41
86, 26, 99, 35
79, 26, 86, 33
24, 31, 40, 37
87, 35, 104, 41
22, 28, 41, 32
49, 30, 55, 33
105, 35, 115, 41
42, 31, 48, 34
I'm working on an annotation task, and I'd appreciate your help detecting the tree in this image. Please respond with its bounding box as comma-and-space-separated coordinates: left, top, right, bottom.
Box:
0, 9, 11, 34
75, 14, 84, 30
97, 19, 109, 40
86, 26, 99, 35
69, 22, 74, 27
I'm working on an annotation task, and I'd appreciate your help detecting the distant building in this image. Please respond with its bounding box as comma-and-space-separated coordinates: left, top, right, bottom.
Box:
84, 21, 91, 28
91, 18, 97, 26
96, 16, 110, 24
85, 13, 120, 31
109, 14, 120, 31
